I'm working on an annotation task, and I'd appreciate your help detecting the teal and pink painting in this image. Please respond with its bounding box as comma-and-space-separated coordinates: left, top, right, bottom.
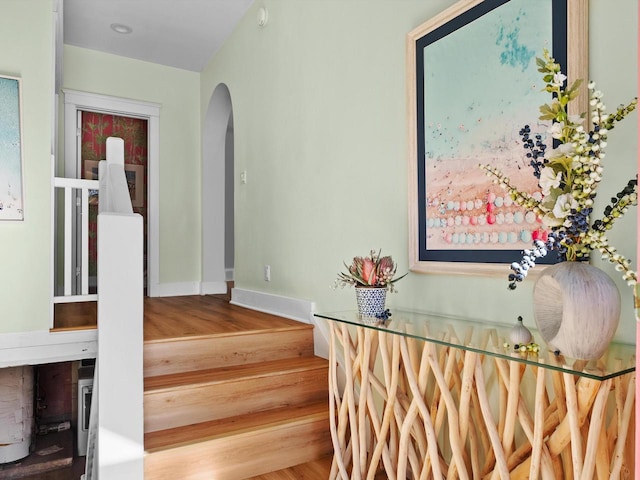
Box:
0, 75, 23, 220
423, 0, 552, 251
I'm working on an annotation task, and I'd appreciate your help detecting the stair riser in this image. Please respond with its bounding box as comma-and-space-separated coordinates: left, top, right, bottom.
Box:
145, 368, 328, 433
144, 415, 332, 480
144, 328, 314, 377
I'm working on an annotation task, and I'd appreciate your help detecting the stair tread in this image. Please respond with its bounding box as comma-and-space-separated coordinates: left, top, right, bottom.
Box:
144, 327, 315, 378
144, 356, 328, 392
144, 322, 313, 345
144, 400, 328, 452
144, 296, 314, 342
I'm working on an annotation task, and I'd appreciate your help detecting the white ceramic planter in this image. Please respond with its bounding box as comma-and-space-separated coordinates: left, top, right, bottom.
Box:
533, 261, 621, 360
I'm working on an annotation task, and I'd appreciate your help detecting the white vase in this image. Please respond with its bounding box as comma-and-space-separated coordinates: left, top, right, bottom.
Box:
355, 286, 387, 320
533, 261, 621, 360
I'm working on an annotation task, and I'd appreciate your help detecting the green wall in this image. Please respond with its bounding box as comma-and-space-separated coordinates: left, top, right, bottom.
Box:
0, 0, 53, 333
63, 45, 202, 286
0, 0, 636, 343
201, 0, 638, 341
0, 13, 202, 333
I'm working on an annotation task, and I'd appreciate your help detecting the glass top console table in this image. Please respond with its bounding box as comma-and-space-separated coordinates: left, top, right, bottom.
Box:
315, 309, 635, 381
315, 309, 635, 479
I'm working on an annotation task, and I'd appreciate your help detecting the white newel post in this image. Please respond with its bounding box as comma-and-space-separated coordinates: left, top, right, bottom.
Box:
96, 212, 144, 479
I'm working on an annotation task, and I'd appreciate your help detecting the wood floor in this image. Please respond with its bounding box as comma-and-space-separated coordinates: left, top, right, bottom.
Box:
54, 292, 317, 343
12, 457, 333, 480
53, 292, 334, 479
245, 455, 332, 479
143, 294, 306, 342
13, 454, 332, 480
16, 456, 85, 480
53, 301, 97, 331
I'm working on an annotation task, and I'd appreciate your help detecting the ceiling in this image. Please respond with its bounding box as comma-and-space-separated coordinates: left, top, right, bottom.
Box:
63, 0, 255, 72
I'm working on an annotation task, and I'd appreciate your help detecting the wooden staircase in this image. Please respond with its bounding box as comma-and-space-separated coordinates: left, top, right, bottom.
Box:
142, 296, 332, 479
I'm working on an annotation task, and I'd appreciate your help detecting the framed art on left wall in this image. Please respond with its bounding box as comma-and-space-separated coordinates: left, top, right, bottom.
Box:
0, 74, 24, 220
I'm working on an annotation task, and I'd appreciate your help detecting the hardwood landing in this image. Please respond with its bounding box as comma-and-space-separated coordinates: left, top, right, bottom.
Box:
143, 294, 304, 341
52, 282, 233, 331
51, 284, 234, 332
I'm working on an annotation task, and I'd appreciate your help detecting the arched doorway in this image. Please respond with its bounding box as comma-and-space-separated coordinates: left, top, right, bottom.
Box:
202, 84, 234, 294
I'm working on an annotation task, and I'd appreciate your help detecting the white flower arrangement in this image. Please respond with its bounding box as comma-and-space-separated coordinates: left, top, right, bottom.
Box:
480, 49, 637, 289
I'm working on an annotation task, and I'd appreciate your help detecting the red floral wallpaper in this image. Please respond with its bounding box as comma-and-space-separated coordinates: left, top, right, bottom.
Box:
81, 112, 148, 280
81, 112, 148, 166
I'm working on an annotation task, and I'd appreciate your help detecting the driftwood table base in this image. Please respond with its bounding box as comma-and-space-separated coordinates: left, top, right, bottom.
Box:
326, 320, 635, 480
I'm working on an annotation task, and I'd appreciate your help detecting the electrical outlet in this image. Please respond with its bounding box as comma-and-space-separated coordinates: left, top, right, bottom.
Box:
264, 265, 271, 282
240, 170, 247, 184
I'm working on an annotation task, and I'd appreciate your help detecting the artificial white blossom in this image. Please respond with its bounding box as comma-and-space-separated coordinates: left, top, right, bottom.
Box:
552, 72, 567, 87
539, 167, 562, 196
548, 121, 565, 139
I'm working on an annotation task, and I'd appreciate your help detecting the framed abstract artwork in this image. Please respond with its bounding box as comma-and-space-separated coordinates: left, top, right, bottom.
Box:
0, 75, 24, 220
407, 0, 588, 275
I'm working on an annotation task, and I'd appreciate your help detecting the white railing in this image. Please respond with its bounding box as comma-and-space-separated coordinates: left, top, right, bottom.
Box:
53, 177, 99, 303
83, 137, 144, 480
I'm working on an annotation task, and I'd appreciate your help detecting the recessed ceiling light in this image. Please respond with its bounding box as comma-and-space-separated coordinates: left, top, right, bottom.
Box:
110, 23, 132, 34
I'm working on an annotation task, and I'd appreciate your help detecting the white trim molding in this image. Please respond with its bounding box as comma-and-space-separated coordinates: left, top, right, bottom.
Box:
150, 281, 229, 297
230, 288, 314, 324
230, 288, 329, 359
0, 329, 97, 368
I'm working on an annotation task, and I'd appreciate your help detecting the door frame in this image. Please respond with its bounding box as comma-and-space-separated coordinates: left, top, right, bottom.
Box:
63, 89, 160, 296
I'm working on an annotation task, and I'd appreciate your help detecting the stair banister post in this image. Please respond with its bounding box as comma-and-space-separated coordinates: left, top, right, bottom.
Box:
94, 136, 144, 479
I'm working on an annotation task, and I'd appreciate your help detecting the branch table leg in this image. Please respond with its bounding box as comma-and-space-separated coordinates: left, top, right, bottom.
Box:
324, 319, 635, 480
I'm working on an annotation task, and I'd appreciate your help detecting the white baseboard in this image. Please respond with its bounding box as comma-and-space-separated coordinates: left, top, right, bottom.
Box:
149, 281, 229, 297
200, 281, 228, 295
0, 329, 97, 368
230, 288, 314, 324
230, 288, 329, 359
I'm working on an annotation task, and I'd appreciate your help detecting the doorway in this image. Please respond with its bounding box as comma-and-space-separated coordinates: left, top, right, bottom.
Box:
63, 89, 160, 296
79, 111, 148, 290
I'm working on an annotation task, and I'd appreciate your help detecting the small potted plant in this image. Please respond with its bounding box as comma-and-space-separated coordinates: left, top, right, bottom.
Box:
335, 249, 407, 319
